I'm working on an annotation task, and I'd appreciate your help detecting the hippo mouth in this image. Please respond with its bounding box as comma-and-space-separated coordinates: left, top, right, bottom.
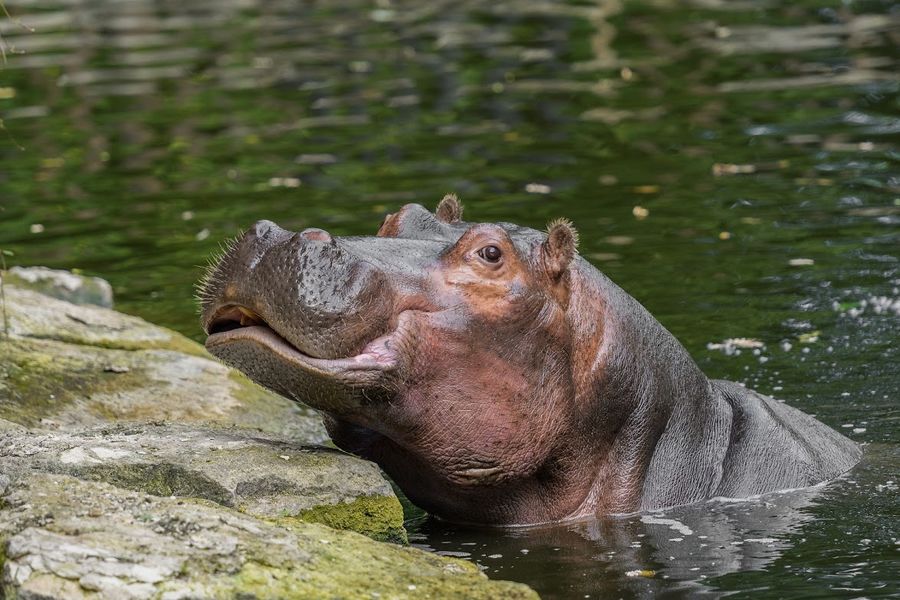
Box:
204, 304, 405, 381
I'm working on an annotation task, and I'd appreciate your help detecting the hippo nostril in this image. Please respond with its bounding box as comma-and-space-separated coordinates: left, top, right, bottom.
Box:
252, 219, 278, 239
296, 228, 333, 243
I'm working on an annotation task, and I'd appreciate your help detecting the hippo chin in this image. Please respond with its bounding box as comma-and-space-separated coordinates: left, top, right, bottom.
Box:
199, 195, 861, 526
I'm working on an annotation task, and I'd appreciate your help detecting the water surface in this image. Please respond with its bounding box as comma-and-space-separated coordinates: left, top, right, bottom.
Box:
0, 0, 897, 597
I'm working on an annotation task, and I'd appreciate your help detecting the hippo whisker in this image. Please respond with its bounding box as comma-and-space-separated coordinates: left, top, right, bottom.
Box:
194, 233, 242, 311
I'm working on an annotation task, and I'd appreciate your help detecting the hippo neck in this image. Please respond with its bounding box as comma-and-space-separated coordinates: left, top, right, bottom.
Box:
566, 259, 729, 516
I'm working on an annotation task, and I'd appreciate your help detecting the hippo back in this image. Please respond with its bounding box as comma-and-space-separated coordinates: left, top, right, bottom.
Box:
711, 380, 861, 498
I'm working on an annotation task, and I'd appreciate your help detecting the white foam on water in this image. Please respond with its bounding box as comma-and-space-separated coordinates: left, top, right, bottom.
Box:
640, 515, 694, 536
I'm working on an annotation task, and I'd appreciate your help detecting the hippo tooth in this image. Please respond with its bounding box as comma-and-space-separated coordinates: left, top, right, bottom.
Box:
238, 306, 264, 326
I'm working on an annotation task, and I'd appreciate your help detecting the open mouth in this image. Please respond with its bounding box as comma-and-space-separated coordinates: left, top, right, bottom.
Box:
204, 304, 403, 376
207, 305, 268, 334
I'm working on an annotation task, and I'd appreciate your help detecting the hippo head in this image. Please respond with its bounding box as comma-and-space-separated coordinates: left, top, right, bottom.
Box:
200, 196, 602, 524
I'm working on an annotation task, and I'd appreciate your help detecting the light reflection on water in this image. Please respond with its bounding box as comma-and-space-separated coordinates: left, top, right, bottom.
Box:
412, 486, 826, 598
0, 0, 897, 597
406, 447, 897, 598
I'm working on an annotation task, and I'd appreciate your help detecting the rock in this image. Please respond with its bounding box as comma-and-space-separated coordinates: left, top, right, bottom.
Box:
3, 266, 114, 308
0, 285, 327, 444
0, 424, 405, 543
0, 473, 537, 600
1, 284, 202, 355
0, 419, 24, 433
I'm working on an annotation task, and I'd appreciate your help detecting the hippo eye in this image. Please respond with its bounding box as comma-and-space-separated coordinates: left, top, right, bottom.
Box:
477, 245, 502, 263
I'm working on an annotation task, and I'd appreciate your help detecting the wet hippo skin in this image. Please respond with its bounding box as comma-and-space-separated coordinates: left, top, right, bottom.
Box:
199, 195, 861, 526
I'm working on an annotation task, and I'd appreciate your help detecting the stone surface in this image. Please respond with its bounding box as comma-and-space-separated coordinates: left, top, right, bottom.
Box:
0, 419, 24, 433
0, 424, 405, 544
0, 473, 536, 599
1, 283, 201, 355
0, 284, 327, 443
3, 266, 114, 308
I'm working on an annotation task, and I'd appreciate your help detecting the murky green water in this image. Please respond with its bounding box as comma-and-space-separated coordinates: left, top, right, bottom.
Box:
1, 0, 897, 597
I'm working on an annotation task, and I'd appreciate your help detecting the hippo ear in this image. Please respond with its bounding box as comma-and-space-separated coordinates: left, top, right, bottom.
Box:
542, 218, 579, 279
435, 193, 463, 223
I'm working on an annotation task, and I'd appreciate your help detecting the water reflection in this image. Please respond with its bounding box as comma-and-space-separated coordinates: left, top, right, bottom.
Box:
413, 484, 829, 598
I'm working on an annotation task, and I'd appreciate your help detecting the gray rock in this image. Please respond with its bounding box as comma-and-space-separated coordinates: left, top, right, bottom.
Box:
0, 423, 405, 543
0, 473, 537, 599
1, 284, 201, 353
3, 266, 114, 308
0, 419, 24, 433
0, 285, 327, 444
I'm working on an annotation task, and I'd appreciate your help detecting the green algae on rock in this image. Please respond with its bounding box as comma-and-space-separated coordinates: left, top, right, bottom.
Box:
282, 493, 408, 545
0, 473, 537, 599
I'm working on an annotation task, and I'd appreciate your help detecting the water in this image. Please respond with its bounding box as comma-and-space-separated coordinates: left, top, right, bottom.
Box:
0, 0, 897, 597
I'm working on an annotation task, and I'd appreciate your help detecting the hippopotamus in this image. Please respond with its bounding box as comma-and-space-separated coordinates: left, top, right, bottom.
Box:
199, 195, 861, 526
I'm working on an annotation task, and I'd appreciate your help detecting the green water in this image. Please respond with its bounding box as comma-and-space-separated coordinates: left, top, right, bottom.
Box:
0, 0, 897, 597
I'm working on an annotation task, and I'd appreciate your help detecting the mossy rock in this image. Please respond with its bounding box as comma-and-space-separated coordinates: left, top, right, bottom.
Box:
0, 285, 327, 444
280, 493, 407, 545
0, 424, 406, 544
0, 473, 538, 599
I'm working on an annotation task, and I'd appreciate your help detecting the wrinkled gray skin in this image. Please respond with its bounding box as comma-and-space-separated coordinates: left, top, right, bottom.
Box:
199, 200, 861, 526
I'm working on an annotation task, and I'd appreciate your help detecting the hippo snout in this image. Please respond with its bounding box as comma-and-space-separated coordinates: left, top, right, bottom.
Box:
201, 221, 394, 360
